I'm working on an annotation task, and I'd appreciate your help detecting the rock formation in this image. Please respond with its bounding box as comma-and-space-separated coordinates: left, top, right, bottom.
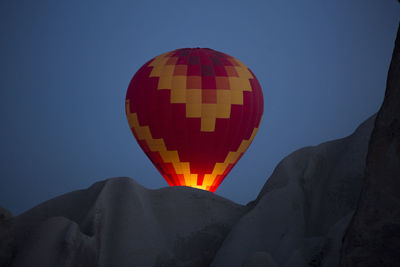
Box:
210, 115, 375, 267
0, 113, 376, 267
340, 23, 400, 267
0, 179, 245, 267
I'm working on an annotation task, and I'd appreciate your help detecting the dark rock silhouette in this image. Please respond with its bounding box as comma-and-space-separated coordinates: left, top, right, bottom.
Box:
0, 179, 245, 267
0, 114, 377, 267
340, 23, 400, 267
0, 111, 377, 267
211, 115, 375, 267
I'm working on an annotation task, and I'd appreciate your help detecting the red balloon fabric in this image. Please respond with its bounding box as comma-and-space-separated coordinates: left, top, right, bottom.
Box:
126, 48, 263, 192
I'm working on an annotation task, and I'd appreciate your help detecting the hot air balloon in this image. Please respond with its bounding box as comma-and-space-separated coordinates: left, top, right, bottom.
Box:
126, 48, 263, 192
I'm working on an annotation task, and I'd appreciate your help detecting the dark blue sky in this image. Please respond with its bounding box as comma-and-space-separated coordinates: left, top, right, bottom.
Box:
1, 0, 399, 215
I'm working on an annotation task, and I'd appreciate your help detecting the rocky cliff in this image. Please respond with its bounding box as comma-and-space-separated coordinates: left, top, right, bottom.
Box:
0, 113, 377, 267
211, 115, 375, 267
0, 180, 245, 267
340, 23, 400, 267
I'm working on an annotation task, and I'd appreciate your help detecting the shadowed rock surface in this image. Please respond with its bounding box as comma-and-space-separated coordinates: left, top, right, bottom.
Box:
243, 251, 278, 267
0, 113, 389, 267
0, 110, 376, 267
210, 115, 376, 267
340, 23, 400, 267
0, 178, 245, 267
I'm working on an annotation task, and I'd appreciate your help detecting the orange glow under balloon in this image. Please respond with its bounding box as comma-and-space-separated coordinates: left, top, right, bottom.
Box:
126, 48, 263, 192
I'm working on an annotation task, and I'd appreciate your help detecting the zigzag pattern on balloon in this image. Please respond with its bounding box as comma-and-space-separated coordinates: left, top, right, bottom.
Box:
148, 49, 255, 132
126, 100, 260, 191
126, 48, 263, 192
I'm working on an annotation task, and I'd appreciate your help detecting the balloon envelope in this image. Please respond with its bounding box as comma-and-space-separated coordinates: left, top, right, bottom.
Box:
126, 48, 263, 192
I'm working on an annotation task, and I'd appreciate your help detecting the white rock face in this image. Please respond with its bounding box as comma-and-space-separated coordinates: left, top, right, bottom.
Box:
211, 115, 375, 267
0, 178, 245, 267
